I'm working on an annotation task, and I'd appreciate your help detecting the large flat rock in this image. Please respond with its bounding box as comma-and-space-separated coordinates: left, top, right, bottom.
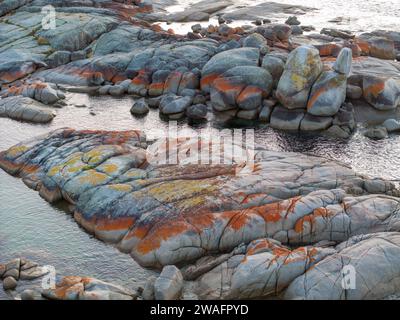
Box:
0, 128, 397, 270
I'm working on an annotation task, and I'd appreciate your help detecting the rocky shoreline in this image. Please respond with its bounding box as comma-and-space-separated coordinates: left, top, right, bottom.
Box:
1, 0, 400, 300
1, 128, 400, 300
0, 0, 400, 138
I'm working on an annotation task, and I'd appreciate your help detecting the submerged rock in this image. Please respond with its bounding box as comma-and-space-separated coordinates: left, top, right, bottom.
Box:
130, 98, 150, 116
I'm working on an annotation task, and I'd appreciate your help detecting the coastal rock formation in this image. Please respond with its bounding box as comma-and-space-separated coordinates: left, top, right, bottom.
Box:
0, 256, 136, 300
183, 232, 400, 300
1, 80, 65, 105
1, 128, 399, 268
0, 96, 56, 123
42, 276, 136, 300
1, 258, 49, 291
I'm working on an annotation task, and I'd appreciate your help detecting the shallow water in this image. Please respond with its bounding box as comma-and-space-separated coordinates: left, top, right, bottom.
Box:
158, 0, 400, 35
0, 95, 399, 298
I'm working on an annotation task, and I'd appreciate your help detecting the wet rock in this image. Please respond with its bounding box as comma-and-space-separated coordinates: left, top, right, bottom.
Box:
147, 97, 162, 109
98, 85, 111, 95
130, 99, 149, 116
326, 124, 351, 139
236, 107, 261, 120
258, 102, 274, 122
362, 76, 400, 110
3, 276, 17, 291
193, 94, 207, 105
154, 266, 183, 300
300, 114, 333, 131
74, 104, 88, 108
332, 103, 355, 132
270, 105, 305, 130
191, 24, 202, 33
0, 96, 55, 123
307, 71, 347, 116
285, 16, 301, 26
160, 95, 192, 115
186, 104, 207, 120
276, 46, 323, 109
109, 85, 125, 96
363, 126, 388, 140
346, 84, 363, 99
382, 118, 400, 132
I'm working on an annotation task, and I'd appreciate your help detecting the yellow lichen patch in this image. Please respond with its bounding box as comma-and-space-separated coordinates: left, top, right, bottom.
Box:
67, 164, 89, 173
108, 184, 132, 193
78, 170, 109, 185
147, 179, 216, 203
48, 165, 63, 177
175, 196, 206, 211
83, 146, 114, 165
7, 145, 28, 157
124, 169, 146, 179
65, 153, 83, 166
37, 36, 49, 45
291, 73, 307, 91
100, 164, 118, 174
